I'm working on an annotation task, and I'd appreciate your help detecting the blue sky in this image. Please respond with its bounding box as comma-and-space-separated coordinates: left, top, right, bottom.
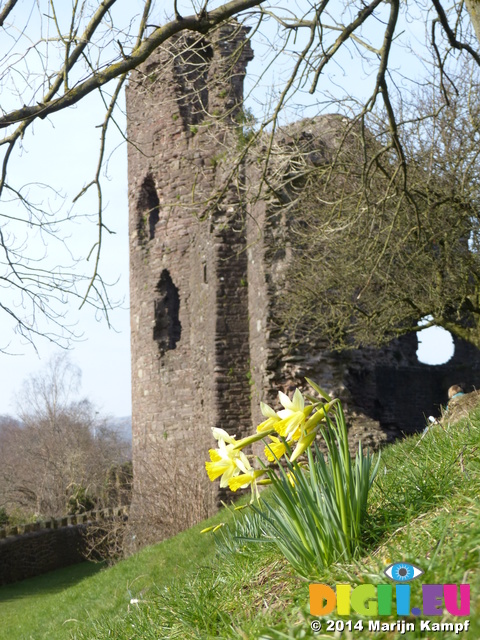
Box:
0, 2, 457, 418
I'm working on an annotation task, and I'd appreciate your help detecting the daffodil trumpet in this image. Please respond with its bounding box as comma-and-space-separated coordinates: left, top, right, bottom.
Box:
228, 468, 269, 502
228, 468, 268, 492
264, 435, 291, 462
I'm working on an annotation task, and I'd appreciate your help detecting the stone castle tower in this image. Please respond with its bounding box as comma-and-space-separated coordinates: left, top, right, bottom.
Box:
126, 25, 255, 538
127, 25, 480, 540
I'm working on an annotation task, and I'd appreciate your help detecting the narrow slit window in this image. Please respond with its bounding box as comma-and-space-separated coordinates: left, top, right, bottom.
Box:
153, 270, 181, 353
137, 174, 160, 243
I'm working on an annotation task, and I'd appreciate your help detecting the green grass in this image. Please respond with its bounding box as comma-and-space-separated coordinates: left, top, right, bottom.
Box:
1, 408, 479, 639
0, 501, 236, 639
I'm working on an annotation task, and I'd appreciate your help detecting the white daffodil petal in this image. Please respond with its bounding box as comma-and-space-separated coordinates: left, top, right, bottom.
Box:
277, 408, 294, 419
292, 388, 305, 411
211, 427, 236, 444
278, 390, 294, 411
260, 401, 277, 418
218, 439, 233, 458
235, 451, 252, 474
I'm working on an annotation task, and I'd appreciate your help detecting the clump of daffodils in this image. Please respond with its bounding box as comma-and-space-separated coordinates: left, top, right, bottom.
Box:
205, 378, 335, 501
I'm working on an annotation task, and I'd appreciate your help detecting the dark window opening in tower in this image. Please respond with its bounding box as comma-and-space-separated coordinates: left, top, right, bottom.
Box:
173, 37, 213, 130
136, 174, 160, 243
153, 270, 181, 353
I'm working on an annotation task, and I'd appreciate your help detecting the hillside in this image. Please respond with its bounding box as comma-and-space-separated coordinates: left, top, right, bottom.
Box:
0, 402, 478, 639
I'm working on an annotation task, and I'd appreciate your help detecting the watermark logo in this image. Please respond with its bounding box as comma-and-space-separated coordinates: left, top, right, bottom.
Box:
384, 562, 423, 582
309, 562, 470, 617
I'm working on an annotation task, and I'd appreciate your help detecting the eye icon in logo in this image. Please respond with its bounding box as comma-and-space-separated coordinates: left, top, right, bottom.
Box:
384, 562, 424, 582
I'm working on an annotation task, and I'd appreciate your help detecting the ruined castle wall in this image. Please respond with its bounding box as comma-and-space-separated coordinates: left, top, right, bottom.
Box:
347, 333, 480, 432
246, 188, 480, 435
127, 53, 214, 532
0, 509, 127, 585
246, 118, 480, 439
128, 31, 480, 540
0, 525, 86, 586
127, 27, 253, 538
246, 165, 358, 453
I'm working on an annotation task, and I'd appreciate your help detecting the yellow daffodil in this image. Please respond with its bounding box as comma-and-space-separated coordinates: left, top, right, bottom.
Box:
274, 389, 314, 441
205, 438, 250, 488
256, 389, 310, 440
286, 400, 336, 461
264, 435, 288, 462
256, 401, 282, 433
228, 468, 268, 501
205, 385, 337, 494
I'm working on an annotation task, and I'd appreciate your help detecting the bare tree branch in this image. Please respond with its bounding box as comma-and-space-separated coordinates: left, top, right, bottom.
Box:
0, 0, 18, 27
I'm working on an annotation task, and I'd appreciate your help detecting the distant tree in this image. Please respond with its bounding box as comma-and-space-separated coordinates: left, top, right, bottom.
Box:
104, 461, 133, 507
0, 354, 129, 520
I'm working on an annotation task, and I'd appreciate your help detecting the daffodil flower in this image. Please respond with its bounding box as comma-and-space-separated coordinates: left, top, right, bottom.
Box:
228, 468, 268, 501
274, 389, 314, 441
264, 435, 288, 462
256, 401, 282, 433
205, 384, 337, 495
205, 438, 250, 488
287, 400, 336, 461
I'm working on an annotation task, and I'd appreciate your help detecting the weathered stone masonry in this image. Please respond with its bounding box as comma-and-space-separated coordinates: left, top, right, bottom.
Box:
127, 25, 254, 534
127, 25, 480, 536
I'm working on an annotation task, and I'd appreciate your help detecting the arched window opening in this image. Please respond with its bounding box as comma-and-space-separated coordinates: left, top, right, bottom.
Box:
416, 317, 455, 365
153, 270, 181, 353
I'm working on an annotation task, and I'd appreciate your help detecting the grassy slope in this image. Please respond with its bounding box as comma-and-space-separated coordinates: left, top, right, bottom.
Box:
1, 408, 479, 640
0, 502, 233, 640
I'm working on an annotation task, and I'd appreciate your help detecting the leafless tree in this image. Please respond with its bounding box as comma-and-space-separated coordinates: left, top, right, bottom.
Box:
268, 66, 480, 348
1, 0, 480, 347
0, 354, 129, 520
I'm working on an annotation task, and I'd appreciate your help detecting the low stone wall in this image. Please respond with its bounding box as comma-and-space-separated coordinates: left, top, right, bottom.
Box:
0, 508, 128, 586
